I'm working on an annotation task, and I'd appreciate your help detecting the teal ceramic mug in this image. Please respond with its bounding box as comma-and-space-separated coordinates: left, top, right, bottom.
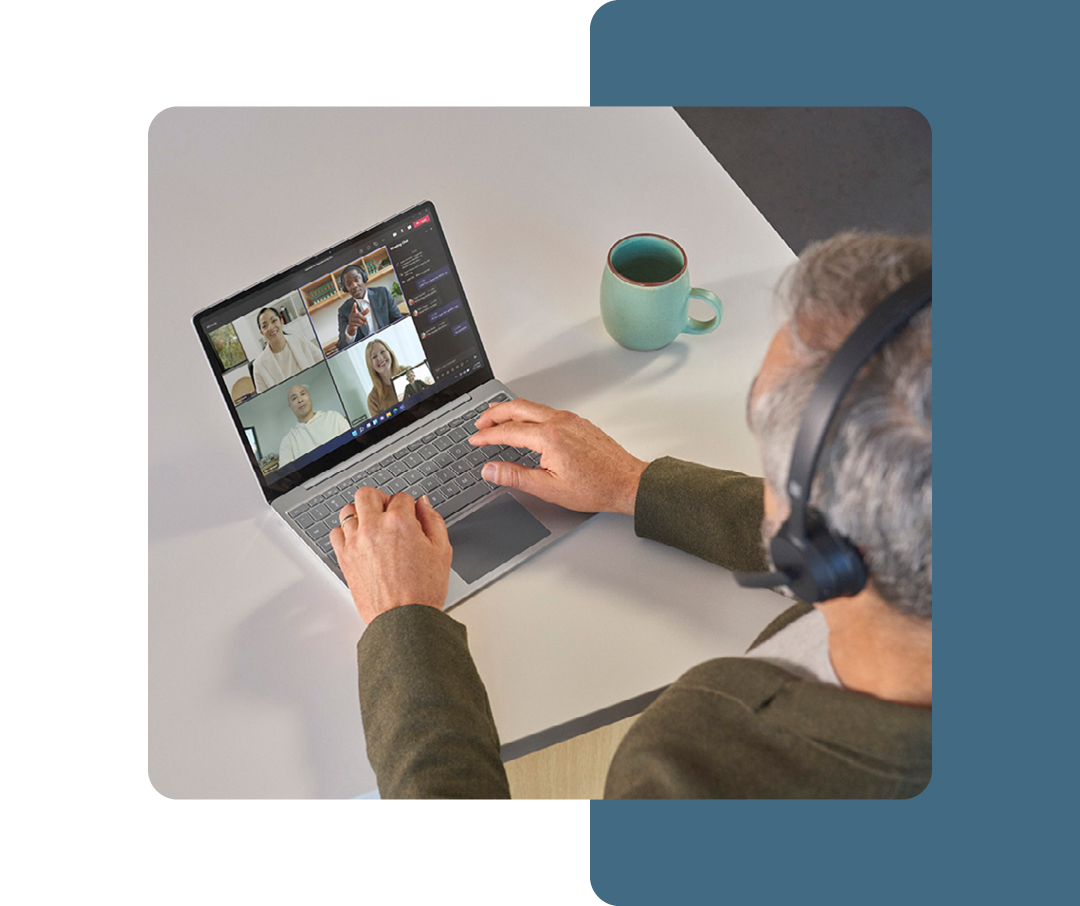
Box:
600, 234, 723, 350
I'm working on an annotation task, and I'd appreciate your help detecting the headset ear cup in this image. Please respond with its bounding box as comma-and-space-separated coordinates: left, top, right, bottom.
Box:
768, 512, 868, 603
768, 527, 820, 603
804, 511, 868, 601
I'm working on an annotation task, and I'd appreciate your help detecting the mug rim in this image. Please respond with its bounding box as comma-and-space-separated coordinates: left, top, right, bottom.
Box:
607, 233, 688, 287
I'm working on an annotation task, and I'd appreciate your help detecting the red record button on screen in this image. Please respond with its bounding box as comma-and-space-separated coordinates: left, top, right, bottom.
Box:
413, 215, 431, 227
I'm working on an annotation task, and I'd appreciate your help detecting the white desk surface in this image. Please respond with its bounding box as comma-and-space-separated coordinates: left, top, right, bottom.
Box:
149, 107, 797, 798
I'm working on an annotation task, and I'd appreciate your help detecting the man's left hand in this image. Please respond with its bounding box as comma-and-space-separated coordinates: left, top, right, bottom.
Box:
330, 487, 452, 624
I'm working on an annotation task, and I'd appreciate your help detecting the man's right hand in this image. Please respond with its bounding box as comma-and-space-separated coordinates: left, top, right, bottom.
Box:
470, 399, 647, 515
347, 301, 369, 337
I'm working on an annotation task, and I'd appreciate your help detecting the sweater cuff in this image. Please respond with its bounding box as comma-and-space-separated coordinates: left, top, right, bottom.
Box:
634, 457, 770, 573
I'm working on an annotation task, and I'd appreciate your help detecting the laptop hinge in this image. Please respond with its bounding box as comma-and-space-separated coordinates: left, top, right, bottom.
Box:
301, 393, 476, 490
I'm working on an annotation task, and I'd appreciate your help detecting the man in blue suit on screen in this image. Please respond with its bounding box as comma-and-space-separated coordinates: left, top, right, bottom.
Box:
336, 264, 404, 350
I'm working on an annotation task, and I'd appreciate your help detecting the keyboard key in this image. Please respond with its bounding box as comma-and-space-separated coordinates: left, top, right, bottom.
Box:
434, 436, 454, 451
295, 512, 316, 529
433, 451, 454, 469
435, 425, 451, 436
287, 501, 311, 518
309, 503, 330, 520
435, 480, 494, 519
404, 452, 424, 469
387, 477, 409, 494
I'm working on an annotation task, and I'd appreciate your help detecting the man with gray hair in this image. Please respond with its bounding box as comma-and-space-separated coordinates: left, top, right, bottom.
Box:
333, 232, 932, 798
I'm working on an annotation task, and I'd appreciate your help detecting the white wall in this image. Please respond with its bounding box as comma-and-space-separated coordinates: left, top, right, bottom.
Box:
326, 346, 370, 424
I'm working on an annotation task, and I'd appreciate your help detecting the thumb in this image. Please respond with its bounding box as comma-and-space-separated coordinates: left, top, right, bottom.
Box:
482, 460, 549, 495
416, 495, 450, 549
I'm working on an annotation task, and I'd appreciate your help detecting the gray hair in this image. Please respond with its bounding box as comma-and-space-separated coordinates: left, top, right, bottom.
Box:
749, 232, 932, 619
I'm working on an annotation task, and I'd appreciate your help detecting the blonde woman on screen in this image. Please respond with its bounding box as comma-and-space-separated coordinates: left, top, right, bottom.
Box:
365, 339, 402, 416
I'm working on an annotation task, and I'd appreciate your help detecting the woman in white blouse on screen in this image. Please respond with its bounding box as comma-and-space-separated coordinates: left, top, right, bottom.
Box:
251, 307, 323, 392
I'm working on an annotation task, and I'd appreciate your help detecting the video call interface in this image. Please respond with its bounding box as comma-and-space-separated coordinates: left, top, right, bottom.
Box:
199, 208, 487, 482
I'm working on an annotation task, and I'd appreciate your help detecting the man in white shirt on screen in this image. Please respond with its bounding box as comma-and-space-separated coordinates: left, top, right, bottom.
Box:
278, 384, 351, 467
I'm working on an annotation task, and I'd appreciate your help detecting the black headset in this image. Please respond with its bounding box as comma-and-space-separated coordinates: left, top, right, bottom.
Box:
734, 267, 931, 603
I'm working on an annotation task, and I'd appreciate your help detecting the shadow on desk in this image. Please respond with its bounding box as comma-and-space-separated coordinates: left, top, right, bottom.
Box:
505, 316, 690, 408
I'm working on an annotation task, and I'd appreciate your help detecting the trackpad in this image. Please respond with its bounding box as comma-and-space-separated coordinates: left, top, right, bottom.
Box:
448, 494, 551, 584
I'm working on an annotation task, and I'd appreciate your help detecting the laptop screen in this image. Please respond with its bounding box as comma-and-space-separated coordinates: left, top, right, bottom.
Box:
193, 201, 495, 502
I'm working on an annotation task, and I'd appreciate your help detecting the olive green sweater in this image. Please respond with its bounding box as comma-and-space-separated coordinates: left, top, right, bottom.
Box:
357, 458, 931, 798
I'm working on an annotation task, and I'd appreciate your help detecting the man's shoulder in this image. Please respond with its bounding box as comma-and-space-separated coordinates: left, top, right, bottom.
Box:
604, 656, 932, 798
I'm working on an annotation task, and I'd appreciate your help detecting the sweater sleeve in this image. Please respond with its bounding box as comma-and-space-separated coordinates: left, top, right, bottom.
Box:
633, 457, 770, 574
356, 604, 511, 799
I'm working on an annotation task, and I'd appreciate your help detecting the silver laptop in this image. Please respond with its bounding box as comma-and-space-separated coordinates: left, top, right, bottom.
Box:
193, 201, 593, 608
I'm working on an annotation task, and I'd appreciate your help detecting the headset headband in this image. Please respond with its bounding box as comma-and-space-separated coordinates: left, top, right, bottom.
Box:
785, 268, 932, 538
734, 266, 931, 601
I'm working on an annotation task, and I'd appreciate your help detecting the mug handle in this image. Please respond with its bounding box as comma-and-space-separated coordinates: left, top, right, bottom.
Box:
682, 288, 723, 335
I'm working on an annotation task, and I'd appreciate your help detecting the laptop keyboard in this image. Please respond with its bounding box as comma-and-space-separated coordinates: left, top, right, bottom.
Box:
285, 394, 541, 563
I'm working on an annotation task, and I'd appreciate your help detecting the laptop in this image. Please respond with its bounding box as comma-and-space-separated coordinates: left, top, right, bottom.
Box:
193, 201, 593, 608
